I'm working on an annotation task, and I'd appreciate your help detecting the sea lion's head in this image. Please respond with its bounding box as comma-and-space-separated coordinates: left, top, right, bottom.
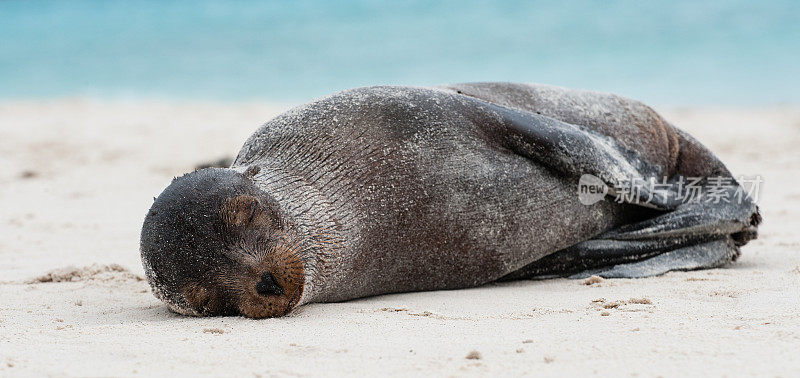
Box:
140, 167, 304, 318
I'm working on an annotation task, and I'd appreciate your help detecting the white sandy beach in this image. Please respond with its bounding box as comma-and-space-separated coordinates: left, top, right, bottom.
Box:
1, 100, 798, 376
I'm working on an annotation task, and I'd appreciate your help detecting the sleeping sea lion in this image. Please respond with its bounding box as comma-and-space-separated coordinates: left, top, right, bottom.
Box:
140, 82, 760, 318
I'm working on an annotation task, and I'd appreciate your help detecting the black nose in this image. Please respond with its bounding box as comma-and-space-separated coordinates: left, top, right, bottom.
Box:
255, 272, 284, 296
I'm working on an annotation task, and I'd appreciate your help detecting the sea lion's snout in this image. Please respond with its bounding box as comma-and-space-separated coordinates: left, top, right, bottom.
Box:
140, 168, 305, 319
255, 272, 284, 296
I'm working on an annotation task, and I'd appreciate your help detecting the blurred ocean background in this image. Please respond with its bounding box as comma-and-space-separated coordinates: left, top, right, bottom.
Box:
1, 0, 798, 105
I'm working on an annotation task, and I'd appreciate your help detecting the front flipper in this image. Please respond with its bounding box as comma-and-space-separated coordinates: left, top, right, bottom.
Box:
477, 100, 682, 210
466, 99, 761, 279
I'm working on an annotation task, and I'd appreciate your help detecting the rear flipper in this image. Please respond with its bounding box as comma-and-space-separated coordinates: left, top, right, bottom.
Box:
569, 239, 738, 279
502, 185, 761, 280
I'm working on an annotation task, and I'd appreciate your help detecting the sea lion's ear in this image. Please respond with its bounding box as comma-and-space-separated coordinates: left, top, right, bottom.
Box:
183, 282, 214, 315
221, 195, 269, 228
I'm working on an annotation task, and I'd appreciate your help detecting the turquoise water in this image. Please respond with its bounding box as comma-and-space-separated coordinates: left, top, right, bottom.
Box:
1, 0, 798, 104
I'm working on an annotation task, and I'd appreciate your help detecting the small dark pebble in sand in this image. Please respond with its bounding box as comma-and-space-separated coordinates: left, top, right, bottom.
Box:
19, 170, 38, 179
465, 350, 482, 360
203, 328, 225, 334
